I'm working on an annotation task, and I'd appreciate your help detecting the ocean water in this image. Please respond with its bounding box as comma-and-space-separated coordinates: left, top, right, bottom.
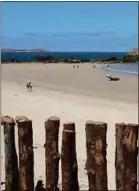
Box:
102, 63, 138, 75
1, 51, 125, 61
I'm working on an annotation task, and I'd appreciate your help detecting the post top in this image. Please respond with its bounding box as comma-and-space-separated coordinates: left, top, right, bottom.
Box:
94, 121, 107, 126
4, 116, 15, 123
15, 116, 29, 123
64, 122, 75, 125
86, 121, 106, 125
48, 116, 60, 121
126, 123, 139, 127
116, 122, 126, 126
86, 120, 95, 125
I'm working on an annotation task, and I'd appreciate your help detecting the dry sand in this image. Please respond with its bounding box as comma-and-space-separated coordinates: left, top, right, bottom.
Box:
1, 63, 138, 190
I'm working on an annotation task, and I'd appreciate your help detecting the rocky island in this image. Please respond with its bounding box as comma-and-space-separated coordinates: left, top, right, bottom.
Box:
123, 52, 139, 63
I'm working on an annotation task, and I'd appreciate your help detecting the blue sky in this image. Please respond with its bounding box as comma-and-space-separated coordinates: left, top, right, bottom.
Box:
2, 2, 138, 52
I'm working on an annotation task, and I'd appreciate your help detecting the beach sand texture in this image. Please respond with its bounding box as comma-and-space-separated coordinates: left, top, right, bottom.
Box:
1, 63, 138, 190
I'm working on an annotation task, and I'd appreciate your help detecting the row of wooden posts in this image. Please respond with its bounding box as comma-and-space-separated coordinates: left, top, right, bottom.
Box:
2, 115, 139, 191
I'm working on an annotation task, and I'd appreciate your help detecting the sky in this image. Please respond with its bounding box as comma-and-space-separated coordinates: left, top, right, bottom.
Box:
1, 2, 138, 52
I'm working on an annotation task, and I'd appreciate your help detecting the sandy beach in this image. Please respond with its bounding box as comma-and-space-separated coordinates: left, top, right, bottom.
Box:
1, 63, 138, 190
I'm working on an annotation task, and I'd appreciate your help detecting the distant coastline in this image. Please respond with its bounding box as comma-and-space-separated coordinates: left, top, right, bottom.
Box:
1, 51, 138, 64
1, 49, 45, 52
1, 51, 125, 62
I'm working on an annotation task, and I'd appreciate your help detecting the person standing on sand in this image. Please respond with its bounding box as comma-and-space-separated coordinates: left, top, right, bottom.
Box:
26, 82, 30, 92
29, 82, 33, 92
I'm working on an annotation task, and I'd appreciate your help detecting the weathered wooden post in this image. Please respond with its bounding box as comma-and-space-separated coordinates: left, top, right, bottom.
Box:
115, 123, 126, 190
45, 116, 60, 191
123, 123, 138, 190
3, 116, 19, 191
63, 122, 79, 191
85, 121, 108, 191
85, 121, 96, 191
63, 122, 75, 132
61, 129, 78, 191
15, 116, 34, 191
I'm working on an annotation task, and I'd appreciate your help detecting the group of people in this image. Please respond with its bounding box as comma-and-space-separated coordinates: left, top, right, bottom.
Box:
26, 82, 33, 92
73, 65, 79, 68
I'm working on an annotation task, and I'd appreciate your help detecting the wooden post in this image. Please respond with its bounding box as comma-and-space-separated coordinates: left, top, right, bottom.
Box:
45, 116, 60, 191
63, 122, 79, 191
3, 116, 19, 191
15, 116, 34, 191
85, 121, 96, 190
115, 123, 126, 190
123, 123, 138, 191
63, 122, 75, 132
85, 121, 108, 191
61, 129, 78, 191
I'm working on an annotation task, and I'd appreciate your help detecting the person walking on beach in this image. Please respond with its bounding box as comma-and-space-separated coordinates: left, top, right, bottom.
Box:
29, 82, 33, 92
26, 82, 33, 92
26, 82, 30, 92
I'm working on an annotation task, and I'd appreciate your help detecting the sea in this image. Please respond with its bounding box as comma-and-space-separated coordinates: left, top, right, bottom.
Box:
1, 52, 138, 75
102, 64, 138, 76
1, 51, 125, 61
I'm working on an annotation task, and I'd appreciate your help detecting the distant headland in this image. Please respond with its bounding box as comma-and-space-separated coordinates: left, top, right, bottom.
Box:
1, 49, 45, 52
